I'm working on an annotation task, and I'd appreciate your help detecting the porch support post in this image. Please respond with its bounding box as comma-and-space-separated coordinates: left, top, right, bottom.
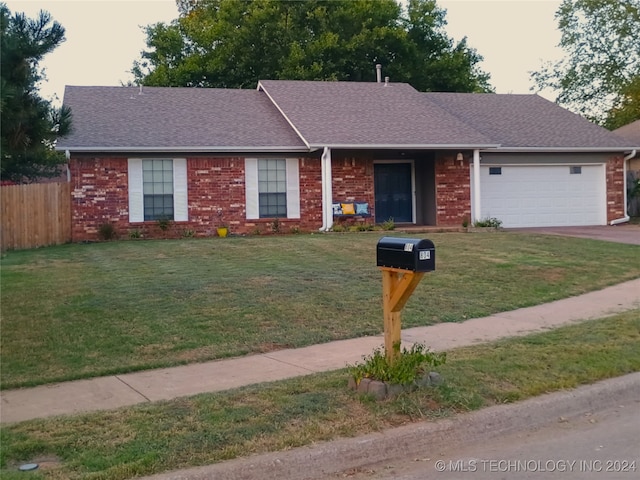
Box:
320, 147, 334, 231
472, 149, 481, 223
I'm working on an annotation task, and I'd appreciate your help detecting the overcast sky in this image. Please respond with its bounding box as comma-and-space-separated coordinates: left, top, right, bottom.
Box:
5, 0, 563, 104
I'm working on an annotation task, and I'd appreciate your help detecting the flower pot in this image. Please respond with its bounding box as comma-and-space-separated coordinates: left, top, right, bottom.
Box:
217, 227, 228, 238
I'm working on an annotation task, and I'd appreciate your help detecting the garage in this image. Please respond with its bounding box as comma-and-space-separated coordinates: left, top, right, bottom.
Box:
476, 164, 606, 228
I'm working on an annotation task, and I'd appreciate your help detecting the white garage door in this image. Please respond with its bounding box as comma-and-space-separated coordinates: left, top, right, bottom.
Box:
478, 165, 606, 228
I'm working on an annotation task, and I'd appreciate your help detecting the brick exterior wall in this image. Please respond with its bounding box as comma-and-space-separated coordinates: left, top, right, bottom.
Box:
331, 155, 375, 226
606, 154, 625, 222
70, 157, 129, 241
69, 152, 627, 242
435, 153, 471, 226
70, 156, 324, 241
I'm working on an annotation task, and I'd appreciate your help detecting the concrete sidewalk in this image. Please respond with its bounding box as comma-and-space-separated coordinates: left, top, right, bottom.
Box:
2, 279, 639, 424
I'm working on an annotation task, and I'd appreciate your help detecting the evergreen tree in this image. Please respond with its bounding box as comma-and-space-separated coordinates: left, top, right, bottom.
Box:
1, 3, 72, 183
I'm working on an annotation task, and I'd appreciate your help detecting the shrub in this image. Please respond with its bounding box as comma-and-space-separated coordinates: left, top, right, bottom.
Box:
98, 222, 117, 241
474, 217, 503, 228
356, 223, 374, 232
156, 216, 172, 232
349, 343, 446, 385
128, 229, 142, 239
381, 218, 395, 231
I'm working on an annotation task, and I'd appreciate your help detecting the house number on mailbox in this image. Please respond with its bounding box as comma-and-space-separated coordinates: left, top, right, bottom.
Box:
419, 250, 430, 260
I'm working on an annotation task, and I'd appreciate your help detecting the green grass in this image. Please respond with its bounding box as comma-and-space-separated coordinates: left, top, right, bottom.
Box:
1, 311, 638, 480
1, 232, 639, 388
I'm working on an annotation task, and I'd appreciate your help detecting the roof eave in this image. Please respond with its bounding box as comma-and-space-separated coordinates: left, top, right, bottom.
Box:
482, 146, 635, 153
56, 145, 312, 153
309, 143, 501, 150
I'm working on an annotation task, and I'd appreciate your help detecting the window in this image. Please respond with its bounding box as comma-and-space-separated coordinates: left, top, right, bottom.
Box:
128, 158, 188, 223
489, 167, 502, 175
258, 158, 287, 218
143, 159, 174, 221
245, 158, 300, 220
570, 166, 582, 175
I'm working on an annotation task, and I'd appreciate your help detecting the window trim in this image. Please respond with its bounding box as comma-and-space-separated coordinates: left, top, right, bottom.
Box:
128, 158, 188, 223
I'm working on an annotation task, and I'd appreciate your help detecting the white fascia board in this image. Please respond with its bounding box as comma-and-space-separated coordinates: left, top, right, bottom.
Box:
481, 147, 635, 153
257, 81, 311, 149
308, 143, 501, 150
56, 146, 311, 153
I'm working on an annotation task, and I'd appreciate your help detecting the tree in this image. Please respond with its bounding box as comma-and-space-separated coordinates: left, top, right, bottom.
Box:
531, 0, 640, 126
604, 75, 640, 130
0, 3, 72, 183
132, 0, 492, 93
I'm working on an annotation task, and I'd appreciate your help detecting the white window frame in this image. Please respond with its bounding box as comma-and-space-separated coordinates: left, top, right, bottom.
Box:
245, 158, 300, 220
128, 158, 188, 223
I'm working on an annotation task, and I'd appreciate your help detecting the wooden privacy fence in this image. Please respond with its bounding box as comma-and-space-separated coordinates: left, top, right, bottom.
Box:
1, 182, 71, 251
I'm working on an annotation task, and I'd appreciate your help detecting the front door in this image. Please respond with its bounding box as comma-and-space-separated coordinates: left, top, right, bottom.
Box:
374, 163, 413, 223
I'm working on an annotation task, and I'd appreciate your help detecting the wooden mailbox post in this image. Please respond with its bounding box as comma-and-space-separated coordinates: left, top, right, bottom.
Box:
376, 237, 435, 364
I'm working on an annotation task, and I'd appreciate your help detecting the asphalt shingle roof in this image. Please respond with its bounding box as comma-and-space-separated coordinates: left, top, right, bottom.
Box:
57, 86, 307, 151
425, 92, 632, 149
57, 82, 636, 152
613, 120, 640, 147
258, 80, 495, 148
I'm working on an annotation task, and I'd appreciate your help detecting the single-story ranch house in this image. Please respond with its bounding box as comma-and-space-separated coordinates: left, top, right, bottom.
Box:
56, 80, 638, 241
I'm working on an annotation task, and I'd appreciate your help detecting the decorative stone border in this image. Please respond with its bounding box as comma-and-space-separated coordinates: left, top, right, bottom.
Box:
348, 372, 443, 400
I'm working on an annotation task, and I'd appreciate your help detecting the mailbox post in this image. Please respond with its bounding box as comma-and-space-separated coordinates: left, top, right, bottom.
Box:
376, 237, 435, 364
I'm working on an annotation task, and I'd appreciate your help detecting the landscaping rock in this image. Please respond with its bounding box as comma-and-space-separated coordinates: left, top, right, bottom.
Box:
357, 378, 371, 394
368, 380, 388, 400
386, 383, 405, 398
347, 377, 357, 391
428, 371, 443, 386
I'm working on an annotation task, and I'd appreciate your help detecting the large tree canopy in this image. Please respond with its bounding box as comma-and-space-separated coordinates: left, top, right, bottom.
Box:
531, 0, 640, 128
132, 0, 492, 92
0, 3, 71, 183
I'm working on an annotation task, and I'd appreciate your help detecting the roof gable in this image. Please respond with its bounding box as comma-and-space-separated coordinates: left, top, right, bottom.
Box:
258, 80, 495, 148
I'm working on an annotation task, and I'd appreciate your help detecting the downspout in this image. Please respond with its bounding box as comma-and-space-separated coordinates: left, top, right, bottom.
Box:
472, 149, 481, 223
65, 150, 71, 182
319, 147, 334, 232
610, 149, 636, 225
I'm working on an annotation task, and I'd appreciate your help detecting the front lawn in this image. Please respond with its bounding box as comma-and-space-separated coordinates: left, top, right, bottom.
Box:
1, 232, 639, 388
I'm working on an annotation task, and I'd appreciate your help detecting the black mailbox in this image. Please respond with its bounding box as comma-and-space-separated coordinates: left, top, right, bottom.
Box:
376, 237, 435, 272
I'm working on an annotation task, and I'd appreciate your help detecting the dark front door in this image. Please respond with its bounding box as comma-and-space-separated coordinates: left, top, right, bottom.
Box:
374, 163, 413, 223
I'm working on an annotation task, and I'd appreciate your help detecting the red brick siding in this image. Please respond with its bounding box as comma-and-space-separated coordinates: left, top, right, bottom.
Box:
606, 155, 625, 222
331, 155, 375, 225
70, 157, 129, 241
435, 153, 470, 226
69, 156, 325, 241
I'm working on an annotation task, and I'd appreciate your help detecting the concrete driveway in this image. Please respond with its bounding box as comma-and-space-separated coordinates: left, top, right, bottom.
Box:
508, 224, 640, 245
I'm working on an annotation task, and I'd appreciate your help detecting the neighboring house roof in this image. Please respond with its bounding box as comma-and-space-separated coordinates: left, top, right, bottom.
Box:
426, 93, 633, 151
258, 80, 496, 149
56, 86, 307, 152
613, 119, 640, 148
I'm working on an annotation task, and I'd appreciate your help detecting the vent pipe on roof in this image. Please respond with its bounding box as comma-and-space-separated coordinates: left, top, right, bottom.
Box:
376, 64, 382, 83
384, 76, 389, 86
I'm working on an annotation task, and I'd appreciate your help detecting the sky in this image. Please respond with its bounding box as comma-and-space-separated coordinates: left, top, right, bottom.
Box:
5, 0, 563, 105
